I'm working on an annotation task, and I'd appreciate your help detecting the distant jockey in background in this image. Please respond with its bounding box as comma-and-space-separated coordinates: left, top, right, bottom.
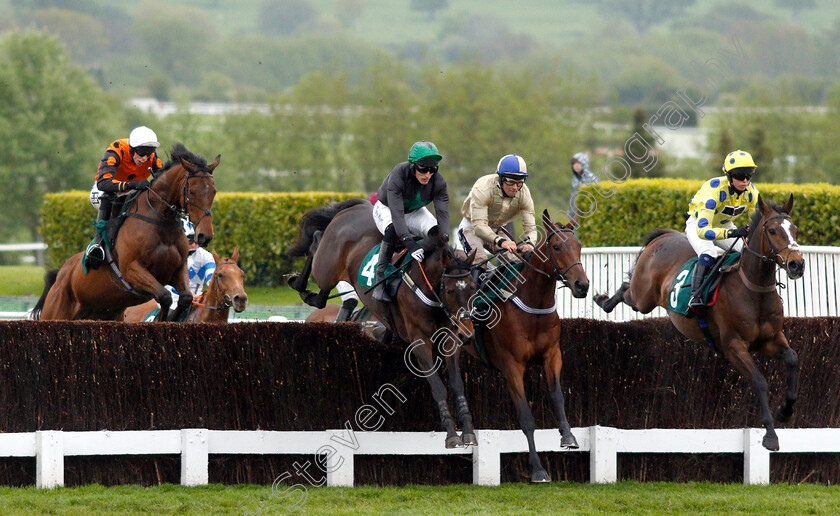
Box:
166, 218, 216, 319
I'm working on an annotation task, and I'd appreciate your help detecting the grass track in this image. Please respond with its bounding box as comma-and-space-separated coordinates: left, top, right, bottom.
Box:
0, 482, 838, 515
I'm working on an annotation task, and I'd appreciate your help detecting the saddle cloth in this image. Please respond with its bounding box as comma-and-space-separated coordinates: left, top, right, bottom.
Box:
667, 252, 741, 315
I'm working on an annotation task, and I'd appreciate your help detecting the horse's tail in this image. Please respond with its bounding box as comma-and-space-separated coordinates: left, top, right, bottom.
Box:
30, 268, 60, 320
287, 198, 368, 257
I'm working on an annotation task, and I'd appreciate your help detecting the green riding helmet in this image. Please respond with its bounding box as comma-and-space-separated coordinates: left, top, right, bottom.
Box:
408, 141, 443, 166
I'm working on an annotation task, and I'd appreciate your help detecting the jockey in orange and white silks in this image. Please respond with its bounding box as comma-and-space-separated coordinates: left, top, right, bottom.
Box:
85, 126, 163, 270
685, 150, 759, 308
458, 154, 537, 266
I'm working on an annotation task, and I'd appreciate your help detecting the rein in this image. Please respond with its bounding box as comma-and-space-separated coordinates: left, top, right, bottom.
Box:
131, 169, 214, 227
739, 213, 797, 290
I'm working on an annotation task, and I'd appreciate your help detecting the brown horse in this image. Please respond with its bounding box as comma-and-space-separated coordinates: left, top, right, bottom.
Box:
32, 144, 219, 322
305, 304, 390, 342
286, 199, 479, 448
122, 247, 248, 323
467, 210, 589, 482
594, 195, 804, 451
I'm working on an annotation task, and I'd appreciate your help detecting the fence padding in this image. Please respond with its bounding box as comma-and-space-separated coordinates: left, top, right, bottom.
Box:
0, 318, 838, 485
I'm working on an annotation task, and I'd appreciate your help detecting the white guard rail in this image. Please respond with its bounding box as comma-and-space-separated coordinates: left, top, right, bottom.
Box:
7, 427, 839, 488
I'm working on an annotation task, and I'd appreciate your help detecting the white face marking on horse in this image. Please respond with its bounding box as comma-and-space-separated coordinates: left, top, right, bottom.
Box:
780, 219, 799, 250
456, 280, 468, 290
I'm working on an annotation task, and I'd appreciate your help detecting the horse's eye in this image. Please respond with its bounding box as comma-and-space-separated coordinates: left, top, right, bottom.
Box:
447, 289, 454, 295
768, 229, 776, 235
553, 245, 561, 251
216, 273, 223, 279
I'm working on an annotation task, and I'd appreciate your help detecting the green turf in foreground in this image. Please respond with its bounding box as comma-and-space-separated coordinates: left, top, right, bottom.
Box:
0, 482, 838, 515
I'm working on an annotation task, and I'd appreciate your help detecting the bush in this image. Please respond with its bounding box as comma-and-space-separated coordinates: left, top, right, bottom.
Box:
40, 191, 363, 285
577, 178, 835, 246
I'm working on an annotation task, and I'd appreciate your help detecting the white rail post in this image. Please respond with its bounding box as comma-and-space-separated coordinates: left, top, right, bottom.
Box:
589, 425, 618, 483
180, 429, 209, 486
472, 429, 501, 486
36, 430, 64, 488
325, 430, 354, 487
743, 428, 771, 485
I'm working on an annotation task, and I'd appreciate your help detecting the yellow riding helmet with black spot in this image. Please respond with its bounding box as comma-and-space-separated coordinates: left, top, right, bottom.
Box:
722, 150, 756, 173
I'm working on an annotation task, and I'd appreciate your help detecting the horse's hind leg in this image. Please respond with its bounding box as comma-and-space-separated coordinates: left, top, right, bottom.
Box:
442, 349, 476, 446
286, 254, 314, 293
725, 336, 780, 451
502, 359, 549, 482
300, 288, 330, 309
544, 346, 579, 449
594, 281, 630, 313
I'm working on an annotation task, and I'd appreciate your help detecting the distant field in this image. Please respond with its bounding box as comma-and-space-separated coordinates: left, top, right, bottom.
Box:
0, 481, 837, 515
175, 0, 840, 48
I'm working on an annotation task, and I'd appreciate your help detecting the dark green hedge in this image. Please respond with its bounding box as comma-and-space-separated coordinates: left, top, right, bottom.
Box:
40, 191, 363, 285
577, 178, 840, 246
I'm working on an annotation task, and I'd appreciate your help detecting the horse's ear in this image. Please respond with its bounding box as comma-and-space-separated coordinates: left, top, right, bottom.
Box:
232, 245, 239, 262
208, 155, 221, 173
211, 249, 220, 264
782, 193, 794, 214
180, 157, 199, 173
757, 194, 766, 214
541, 209, 555, 231
465, 248, 477, 266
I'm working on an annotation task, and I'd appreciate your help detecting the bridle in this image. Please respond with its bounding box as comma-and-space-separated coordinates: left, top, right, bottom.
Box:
741, 213, 799, 274
519, 226, 583, 289
142, 168, 214, 227
193, 260, 241, 311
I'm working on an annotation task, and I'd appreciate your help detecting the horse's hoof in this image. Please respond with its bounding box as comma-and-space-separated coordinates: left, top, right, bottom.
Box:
530, 469, 551, 483
461, 433, 477, 446
284, 274, 299, 288
762, 434, 780, 452
445, 435, 464, 449
775, 406, 794, 424
561, 433, 579, 449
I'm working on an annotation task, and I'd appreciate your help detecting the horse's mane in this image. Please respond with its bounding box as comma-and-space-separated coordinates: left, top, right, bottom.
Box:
747, 197, 783, 240
161, 143, 208, 172
287, 198, 369, 257
641, 228, 675, 248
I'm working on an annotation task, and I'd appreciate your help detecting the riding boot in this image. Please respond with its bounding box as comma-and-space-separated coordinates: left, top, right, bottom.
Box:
84, 201, 111, 270
688, 263, 711, 308
372, 241, 395, 303
334, 298, 358, 322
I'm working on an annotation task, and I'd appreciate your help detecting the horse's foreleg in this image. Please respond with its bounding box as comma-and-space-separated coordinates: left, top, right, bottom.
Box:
726, 338, 779, 451
410, 341, 462, 448
124, 264, 176, 322
443, 349, 476, 446
544, 347, 578, 449
593, 281, 630, 314
167, 266, 193, 322
502, 360, 549, 482
765, 333, 798, 423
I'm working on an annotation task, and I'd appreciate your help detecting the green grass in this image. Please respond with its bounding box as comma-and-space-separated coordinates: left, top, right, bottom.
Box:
0, 265, 342, 308
0, 482, 837, 515
0, 265, 47, 297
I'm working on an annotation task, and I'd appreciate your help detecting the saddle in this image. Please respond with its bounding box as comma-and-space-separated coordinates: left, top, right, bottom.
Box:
667, 252, 741, 316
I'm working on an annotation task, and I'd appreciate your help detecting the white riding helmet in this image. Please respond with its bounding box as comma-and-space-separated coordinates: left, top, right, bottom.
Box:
128, 126, 160, 149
